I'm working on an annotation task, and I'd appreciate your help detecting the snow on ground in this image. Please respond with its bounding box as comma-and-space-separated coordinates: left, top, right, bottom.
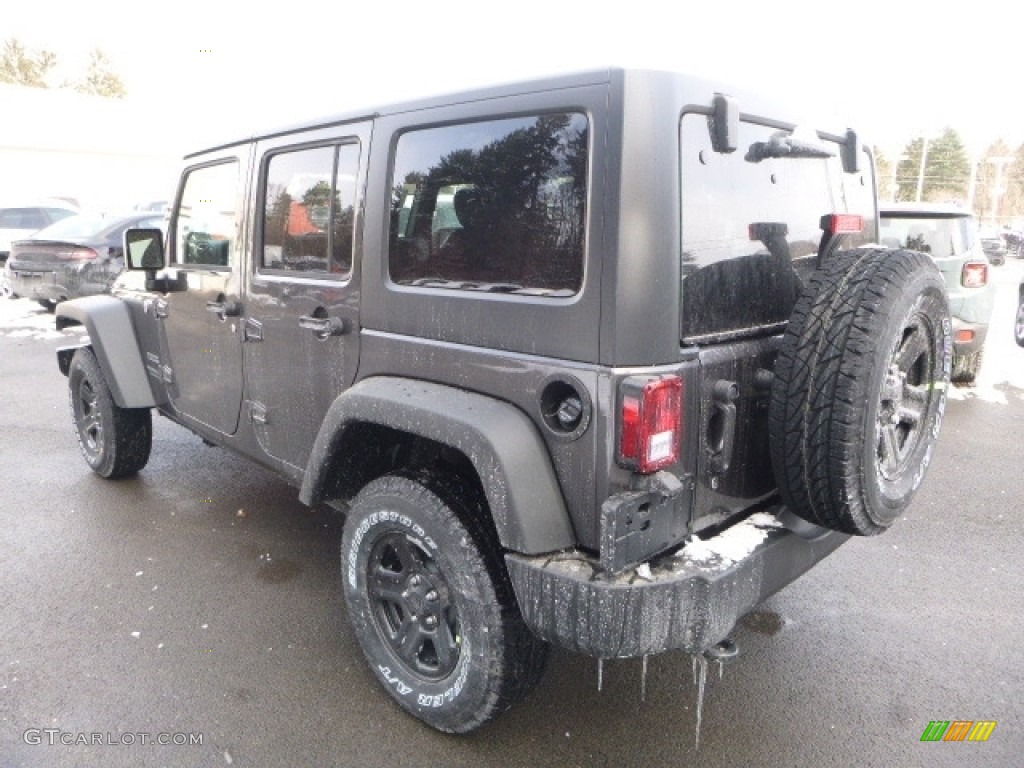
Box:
0, 297, 86, 340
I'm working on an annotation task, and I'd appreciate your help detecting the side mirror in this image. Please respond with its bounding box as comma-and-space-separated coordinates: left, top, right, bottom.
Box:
124, 228, 165, 271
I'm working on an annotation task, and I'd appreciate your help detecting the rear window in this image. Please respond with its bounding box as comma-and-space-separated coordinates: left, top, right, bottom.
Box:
879, 213, 974, 259
679, 114, 876, 341
388, 112, 588, 296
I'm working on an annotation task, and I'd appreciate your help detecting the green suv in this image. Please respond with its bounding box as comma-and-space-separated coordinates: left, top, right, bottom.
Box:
879, 202, 994, 384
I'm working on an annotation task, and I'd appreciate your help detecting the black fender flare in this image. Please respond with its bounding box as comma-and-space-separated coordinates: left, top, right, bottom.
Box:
299, 377, 576, 555
55, 296, 158, 409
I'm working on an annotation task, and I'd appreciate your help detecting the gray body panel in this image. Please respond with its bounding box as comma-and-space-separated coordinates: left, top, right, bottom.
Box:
299, 377, 575, 554
55, 295, 160, 408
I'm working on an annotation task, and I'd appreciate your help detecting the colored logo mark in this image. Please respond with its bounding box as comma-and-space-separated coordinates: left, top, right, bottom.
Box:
920, 720, 996, 742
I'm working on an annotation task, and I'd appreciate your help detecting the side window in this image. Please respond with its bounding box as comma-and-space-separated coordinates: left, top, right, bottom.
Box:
388, 112, 588, 296
174, 161, 239, 268
679, 113, 876, 340
261, 143, 358, 277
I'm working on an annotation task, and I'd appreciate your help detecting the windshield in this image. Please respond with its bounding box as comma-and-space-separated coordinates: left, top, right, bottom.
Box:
878, 214, 974, 259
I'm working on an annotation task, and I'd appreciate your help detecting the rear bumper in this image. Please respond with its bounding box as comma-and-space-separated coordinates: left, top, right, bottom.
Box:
9, 269, 66, 301
951, 317, 988, 354
506, 510, 848, 658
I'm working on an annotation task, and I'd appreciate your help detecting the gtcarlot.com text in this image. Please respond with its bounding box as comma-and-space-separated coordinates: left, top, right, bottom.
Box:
23, 729, 203, 747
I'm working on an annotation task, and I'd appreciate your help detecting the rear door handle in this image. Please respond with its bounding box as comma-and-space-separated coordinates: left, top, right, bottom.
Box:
298, 315, 348, 339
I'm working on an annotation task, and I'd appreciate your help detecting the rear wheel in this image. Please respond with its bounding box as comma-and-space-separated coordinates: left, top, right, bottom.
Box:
341, 472, 548, 733
68, 348, 152, 478
770, 249, 951, 535
951, 349, 984, 386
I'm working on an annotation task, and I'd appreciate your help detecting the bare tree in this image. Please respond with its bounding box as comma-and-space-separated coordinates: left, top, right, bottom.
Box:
0, 38, 56, 87
73, 49, 126, 99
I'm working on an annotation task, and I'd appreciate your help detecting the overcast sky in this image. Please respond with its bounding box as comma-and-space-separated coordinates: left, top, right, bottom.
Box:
6, 0, 1024, 157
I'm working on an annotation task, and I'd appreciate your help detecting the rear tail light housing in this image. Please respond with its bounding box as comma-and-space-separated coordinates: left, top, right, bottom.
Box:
962, 261, 988, 288
618, 375, 683, 474
58, 248, 99, 261
820, 213, 864, 235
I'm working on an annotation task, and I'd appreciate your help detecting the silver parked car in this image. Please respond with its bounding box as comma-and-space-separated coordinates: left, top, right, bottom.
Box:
7, 212, 164, 310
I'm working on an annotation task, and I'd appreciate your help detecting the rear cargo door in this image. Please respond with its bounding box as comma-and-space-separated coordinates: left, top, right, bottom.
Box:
678, 111, 877, 525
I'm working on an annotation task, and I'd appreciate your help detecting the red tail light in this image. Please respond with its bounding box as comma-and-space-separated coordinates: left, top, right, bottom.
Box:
58, 248, 99, 261
618, 375, 683, 473
820, 213, 864, 235
962, 261, 988, 288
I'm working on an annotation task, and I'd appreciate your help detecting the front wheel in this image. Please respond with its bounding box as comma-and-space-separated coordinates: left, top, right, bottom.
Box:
341, 473, 548, 733
68, 348, 152, 478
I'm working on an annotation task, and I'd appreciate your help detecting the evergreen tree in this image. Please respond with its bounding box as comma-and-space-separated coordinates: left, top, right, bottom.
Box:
895, 129, 971, 203
925, 128, 970, 202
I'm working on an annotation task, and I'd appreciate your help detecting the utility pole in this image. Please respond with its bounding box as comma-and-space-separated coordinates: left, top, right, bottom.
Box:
986, 156, 1014, 226
966, 157, 979, 210
915, 137, 930, 202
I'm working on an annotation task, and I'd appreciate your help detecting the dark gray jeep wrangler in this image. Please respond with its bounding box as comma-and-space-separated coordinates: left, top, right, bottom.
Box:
54, 68, 952, 733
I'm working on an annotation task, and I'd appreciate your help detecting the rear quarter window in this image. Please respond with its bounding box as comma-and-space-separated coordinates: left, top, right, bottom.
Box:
388, 112, 588, 296
679, 113, 876, 341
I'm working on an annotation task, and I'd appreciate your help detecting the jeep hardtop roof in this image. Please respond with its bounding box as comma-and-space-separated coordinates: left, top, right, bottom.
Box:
183, 67, 866, 160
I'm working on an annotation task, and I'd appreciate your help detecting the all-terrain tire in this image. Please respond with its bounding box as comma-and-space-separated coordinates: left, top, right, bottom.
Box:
341, 472, 549, 733
68, 347, 152, 478
769, 249, 952, 535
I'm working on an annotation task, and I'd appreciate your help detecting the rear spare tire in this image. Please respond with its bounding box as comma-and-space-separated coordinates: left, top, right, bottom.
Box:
769, 248, 951, 535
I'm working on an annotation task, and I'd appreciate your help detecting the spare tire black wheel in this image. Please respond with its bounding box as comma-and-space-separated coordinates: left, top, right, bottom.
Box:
770, 248, 952, 536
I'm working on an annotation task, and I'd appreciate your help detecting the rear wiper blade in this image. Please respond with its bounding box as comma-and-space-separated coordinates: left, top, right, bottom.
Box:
746, 131, 835, 162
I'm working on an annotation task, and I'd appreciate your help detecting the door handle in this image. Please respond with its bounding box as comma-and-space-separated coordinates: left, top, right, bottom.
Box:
708, 380, 739, 474
206, 297, 241, 320
298, 314, 348, 339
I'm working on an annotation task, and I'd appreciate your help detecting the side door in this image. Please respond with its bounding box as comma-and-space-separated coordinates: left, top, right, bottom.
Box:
159, 153, 248, 435
243, 125, 368, 472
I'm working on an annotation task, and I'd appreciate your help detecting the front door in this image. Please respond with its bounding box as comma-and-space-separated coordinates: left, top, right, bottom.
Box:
159, 155, 248, 435
243, 125, 368, 471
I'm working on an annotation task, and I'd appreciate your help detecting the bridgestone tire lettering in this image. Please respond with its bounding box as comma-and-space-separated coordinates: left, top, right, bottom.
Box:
340, 472, 548, 733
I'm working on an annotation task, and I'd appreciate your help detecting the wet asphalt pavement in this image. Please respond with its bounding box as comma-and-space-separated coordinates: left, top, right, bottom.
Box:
1, 263, 1022, 768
